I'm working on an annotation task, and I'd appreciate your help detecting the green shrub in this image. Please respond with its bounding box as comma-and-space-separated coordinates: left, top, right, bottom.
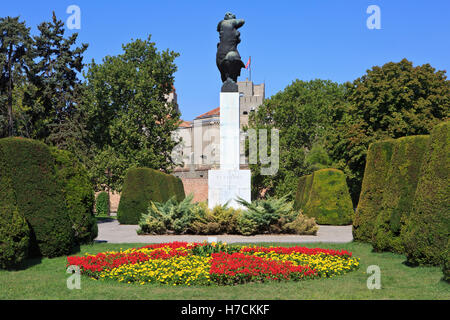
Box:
50, 148, 97, 244
281, 212, 318, 235
402, 121, 450, 266
96, 192, 110, 216
293, 174, 313, 211
118, 167, 185, 224
372, 136, 429, 253
353, 140, 395, 242
443, 241, 449, 283
0, 138, 74, 257
302, 168, 354, 225
236, 195, 318, 235
0, 170, 29, 269
189, 202, 240, 235
137, 194, 196, 235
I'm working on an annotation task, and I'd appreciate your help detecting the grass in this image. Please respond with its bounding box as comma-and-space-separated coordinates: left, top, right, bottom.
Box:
0, 241, 448, 300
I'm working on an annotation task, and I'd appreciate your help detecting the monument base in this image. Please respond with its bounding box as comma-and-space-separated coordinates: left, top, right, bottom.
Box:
208, 169, 251, 209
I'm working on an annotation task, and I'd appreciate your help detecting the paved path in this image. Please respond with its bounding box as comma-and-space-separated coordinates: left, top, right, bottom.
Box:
96, 219, 353, 244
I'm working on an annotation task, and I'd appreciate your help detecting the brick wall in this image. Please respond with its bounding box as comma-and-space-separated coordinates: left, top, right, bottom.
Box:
181, 178, 208, 202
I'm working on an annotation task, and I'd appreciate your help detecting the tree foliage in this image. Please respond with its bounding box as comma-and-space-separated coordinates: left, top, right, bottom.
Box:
248, 79, 346, 199
327, 59, 450, 205
84, 36, 180, 190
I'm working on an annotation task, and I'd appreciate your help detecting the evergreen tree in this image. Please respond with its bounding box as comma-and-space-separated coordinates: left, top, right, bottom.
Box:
29, 12, 88, 151
0, 16, 33, 137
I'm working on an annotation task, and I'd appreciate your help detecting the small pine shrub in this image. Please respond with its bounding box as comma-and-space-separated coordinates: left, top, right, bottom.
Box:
118, 167, 185, 224
189, 202, 241, 235
236, 195, 318, 235
96, 192, 110, 216
137, 194, 196, 235
282, 211, 318, 235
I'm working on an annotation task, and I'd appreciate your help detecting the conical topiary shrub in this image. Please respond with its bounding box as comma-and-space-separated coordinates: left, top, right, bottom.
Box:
402, 121, 450, 266
372, 135, 430, 253
353, 139, 396, 242
301, 168, 354, 225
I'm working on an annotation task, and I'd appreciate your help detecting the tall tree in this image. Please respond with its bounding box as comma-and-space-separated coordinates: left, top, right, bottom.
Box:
84, 35, 180, 191
29, 12, 88, 150
248, 79, 346, 199
327, 59, 450, 205
0, 16, 32, 137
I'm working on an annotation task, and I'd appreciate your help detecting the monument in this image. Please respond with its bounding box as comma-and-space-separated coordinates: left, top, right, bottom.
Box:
208, 12, 251, 209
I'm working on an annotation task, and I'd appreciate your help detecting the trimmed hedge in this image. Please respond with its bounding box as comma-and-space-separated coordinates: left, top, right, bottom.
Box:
372, 135, 430, 253
296, 168, 353, 225
117, 167, 185, 224
96, 191, 110, 216
51, 148, 98, 244
402, 121, 450, 266
353, 140, 396, 242
0, 160, 30, 269
293, 174, 313, 211
0, 138, 74, 258
443, 240, 449, 283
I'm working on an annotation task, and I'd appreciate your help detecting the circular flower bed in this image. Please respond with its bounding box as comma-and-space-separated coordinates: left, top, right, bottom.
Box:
67, 242, 359, 286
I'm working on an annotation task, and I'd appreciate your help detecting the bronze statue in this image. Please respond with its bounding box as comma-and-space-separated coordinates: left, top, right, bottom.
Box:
216, 12, 245, 92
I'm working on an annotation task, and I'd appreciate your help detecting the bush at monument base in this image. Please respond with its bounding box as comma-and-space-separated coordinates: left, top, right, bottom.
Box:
96, 191, 110, 216
117, 167, 185, 224
0, 138, 74, 258
0, 175, 30, 269
51, 147, 98, 244
372, 135, 430, 253
295, 169, 353, 225
352, 140, 396, 242
402, 121, 450, 266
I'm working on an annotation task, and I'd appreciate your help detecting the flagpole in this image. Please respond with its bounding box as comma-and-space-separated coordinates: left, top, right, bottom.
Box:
249, 56, 251, 82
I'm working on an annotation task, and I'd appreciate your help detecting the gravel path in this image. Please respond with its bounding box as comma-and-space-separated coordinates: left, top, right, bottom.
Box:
95, 219, 353, 244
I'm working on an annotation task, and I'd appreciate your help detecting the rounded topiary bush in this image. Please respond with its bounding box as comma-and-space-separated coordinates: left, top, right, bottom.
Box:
0, 168, 30, 269
117, 167, 185, 224
294, 174, 313, 211
302, 169, 354, 225
96, 191, 110, 216
50, 148, 97, 244
402, 121, 450, 266
372, 135, 429, 253
353, 140, 396, 242
0, 138, 74, 257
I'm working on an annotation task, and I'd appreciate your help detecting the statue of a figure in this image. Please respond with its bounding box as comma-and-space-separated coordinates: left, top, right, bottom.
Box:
216, 12, 245, 92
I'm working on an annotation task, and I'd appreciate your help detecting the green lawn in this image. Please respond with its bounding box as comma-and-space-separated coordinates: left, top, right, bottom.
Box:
0, 241, 448, 300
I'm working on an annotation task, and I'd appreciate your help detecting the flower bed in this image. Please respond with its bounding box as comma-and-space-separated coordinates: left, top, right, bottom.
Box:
67, 242, 359, 286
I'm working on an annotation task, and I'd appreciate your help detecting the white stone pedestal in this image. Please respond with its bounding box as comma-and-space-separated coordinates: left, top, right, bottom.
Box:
208, 92, 251, 209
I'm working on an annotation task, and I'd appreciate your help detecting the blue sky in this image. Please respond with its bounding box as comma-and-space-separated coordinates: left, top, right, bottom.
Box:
3, 0, 450, 121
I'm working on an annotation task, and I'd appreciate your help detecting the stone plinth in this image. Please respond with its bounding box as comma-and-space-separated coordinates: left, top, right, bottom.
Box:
208, 91, 251, 209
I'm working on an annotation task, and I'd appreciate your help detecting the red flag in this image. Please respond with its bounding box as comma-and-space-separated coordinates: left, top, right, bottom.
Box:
245, 56, 251, 69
